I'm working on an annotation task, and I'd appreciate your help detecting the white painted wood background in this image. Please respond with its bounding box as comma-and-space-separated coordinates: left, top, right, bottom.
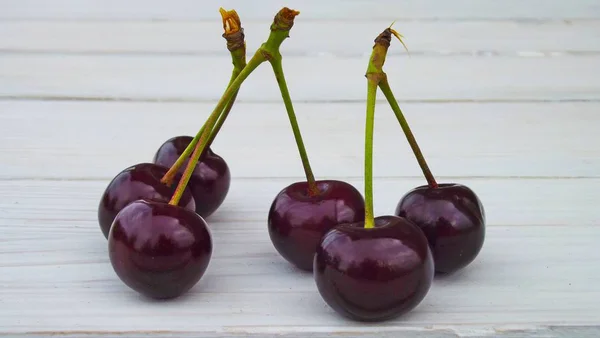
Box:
1, 1, 599, 337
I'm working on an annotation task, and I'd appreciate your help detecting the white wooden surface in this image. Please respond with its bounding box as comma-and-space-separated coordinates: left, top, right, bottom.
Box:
1, 1, 599, 337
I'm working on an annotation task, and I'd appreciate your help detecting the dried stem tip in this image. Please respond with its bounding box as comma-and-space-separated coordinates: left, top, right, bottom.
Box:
374, 27, 409, 54
219, 8, 241, 35
271, 7, 300, 31
219, 8, 245, 52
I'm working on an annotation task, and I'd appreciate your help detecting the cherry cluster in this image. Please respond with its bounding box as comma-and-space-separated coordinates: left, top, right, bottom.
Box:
96, 8, 485, 322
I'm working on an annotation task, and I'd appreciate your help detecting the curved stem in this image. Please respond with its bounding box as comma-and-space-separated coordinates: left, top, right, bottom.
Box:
364, 78, 378, 229
378, 79, 437, 188
269, 58, 319, 196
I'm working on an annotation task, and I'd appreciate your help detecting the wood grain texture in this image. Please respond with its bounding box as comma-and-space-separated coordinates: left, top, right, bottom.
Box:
1, 179, 599, 337
1, 54, 598, 102
2, 0, 600, 336
1, 0, 599, 21
2, 178, 599, 232
0, 101, 597, 179
1, 21, 598, 55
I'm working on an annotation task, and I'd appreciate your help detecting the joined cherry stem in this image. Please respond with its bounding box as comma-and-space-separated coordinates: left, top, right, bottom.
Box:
168, 8, 310, 203
362, 26, 440, 228
161, 8, 247, 187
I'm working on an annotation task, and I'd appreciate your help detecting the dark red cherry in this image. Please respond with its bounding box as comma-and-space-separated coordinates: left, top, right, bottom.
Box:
97, 163, 195, 239
395, 183, 485, 274
314, 215, 434, 321
153, 136, 230, 219
267, 180, 365, 271
108, 200, 212, 299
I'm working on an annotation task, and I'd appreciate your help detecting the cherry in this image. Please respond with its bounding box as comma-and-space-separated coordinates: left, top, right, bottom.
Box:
395, 183, 485, 274
97, 163, 195, 239
240, 8, 367, 272
314, 215, 433, 321
108, 199, 212, 299
154, 136, 231, 218
313, 28, 434, 321
367, 27, 486, 274
268, 180, 365, 271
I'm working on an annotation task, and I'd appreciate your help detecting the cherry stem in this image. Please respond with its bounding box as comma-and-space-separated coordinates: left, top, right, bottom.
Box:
208, 12, 248, 147
256, 8, 318, 196
364, 78, 378, 229
168, 112, 216, 206
206, 67, 243, 147
161, 9, 247, 186
369, 26, 437, 189
168, 51, 263, 205
378, 79, 437, 188
161, 72, 238, 187
166, 8, 301, 202
269, 58, 319, 196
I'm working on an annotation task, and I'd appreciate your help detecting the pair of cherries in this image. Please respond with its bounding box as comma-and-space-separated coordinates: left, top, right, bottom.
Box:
267, 26, 486, 321
97, 136, 228, 299
268, 176, 485, 321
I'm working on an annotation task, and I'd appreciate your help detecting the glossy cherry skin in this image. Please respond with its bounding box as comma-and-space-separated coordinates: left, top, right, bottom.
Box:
153, 136, 230, 219
108, 199, 212, 299
267, 180, 365, 271
98, 163, 195, 239
395, 183, 485, 274
314, 215, 434, 322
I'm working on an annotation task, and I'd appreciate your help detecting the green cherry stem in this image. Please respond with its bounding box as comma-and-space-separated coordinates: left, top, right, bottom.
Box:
161, 69, 239, 187
270, 58, 319, 196
168, 109, 218, 206
166, 7, 301, 201
370, 26, 438, 189
207, 9, 248, 147
168, 51, 263, 205
206, 67, 243, 147
361, 27, 396, 229
363, 77, 378, 229
378, 79, 437, 188
258, 8, 318, 196
161, 8, 247, 186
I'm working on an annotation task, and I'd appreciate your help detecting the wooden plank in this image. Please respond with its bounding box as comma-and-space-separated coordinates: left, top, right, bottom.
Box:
1, 55, 599, 102
1, 21, 599, 55
1, 179, 599, 336
0, 178, 598, 233
1, 0, 598, 21
0, 101, 598, 179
